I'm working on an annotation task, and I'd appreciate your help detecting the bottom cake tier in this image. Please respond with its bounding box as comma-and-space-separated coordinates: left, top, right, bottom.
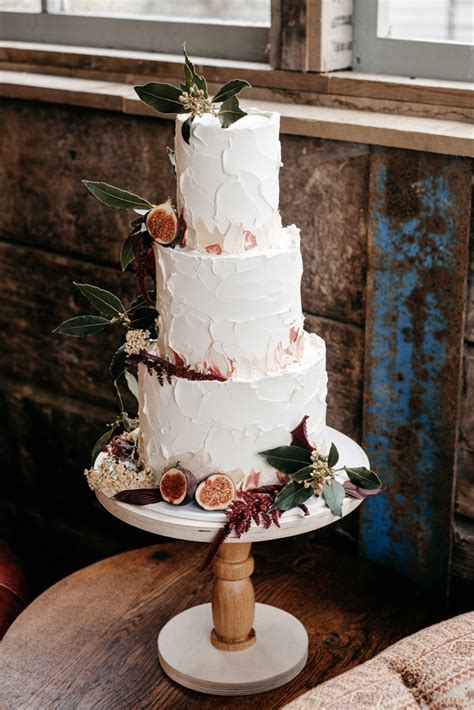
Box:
138, 333, 328, 488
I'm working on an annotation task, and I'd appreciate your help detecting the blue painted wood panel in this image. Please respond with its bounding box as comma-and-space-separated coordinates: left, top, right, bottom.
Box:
360, 148, 471, 598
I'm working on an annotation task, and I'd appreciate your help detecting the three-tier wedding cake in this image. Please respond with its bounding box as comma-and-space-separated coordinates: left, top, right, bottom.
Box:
138, 109, 328, 489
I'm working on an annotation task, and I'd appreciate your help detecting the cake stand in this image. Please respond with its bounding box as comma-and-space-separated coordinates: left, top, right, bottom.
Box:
97, 427, 368, 696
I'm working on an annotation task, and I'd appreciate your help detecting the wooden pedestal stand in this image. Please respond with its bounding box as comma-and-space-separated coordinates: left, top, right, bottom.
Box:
98, 427, 368, 696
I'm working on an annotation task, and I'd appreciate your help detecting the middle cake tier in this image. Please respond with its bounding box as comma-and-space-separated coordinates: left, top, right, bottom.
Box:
155, 225, 304, 380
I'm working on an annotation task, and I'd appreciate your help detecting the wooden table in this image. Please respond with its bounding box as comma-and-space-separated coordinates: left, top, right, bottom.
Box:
0, 537, 440, 709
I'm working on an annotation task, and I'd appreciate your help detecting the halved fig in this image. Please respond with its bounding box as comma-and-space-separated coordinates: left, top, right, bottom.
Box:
159, 466, 197, 505
195, 474, 236, 510
146, 199, 178, 245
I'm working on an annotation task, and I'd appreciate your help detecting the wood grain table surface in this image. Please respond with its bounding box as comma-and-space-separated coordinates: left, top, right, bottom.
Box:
0, 536, 441, 709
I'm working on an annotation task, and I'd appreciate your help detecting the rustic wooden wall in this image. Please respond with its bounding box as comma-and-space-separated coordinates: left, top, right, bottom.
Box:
0, 97, 471, 598
0, 99, 368, 590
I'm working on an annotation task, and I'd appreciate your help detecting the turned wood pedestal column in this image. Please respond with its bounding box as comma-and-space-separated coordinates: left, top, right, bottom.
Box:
211, 542, 256, 651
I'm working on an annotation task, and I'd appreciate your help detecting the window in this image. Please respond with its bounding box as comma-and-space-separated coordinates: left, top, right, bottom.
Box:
0, 0, 270, 62
353, 0, 473, 82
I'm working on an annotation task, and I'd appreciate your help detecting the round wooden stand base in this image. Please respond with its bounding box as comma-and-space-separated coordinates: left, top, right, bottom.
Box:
158, 602, 308, 696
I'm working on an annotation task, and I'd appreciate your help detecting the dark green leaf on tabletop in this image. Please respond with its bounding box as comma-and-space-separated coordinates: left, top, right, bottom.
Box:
290, 465, 314, 483
53, 315, 110, 337
322, 479, 345, 517
82, 180, 152, 210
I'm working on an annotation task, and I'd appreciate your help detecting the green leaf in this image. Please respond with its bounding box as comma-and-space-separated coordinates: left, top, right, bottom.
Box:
322, 480, 345, 517
125, 371, 139, 400
182, 43, 208, 95
291, 465, 314, 483
82, 181, 152, 210
218, 95, 247, 128
110, 343, 127, 382
120, 233, 135, 271
134, 82, 188, 114
327, 442, 339, 468
259, 445, 312, 474
272, 481, 313, 512
181, 115, 194, 144
74, 283, 125, 317
128, 306, 157, 331
212, 79, 251, 104
130, 215, 145, 228
344, 467, 382, 490
53, 315, 110, 337
167, 146, 176, 170
91, 426, 117, 463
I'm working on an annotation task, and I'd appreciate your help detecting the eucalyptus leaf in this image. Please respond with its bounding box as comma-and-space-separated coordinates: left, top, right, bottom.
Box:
327, 442, 339, 468
212, 79, 251, 104
218, 95, 247, 128
74, 283, 125, 317
291, 465, 314, 483
125, 371, 139, 400
167, 146, 176, 170
110, 343, 127, 382
53, 315, 110, 337
181, 115, 194, 144
120, 233, 135, 271
344, 466, 382, 490
322, 479, 345, 517
91, 426, 116, 463
272, 481, 313, 512
259, 445, 312, 474
82, 180, 152, 210
134, 82, 188, 114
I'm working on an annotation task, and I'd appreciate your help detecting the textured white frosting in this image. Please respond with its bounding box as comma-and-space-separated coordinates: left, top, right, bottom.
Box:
139, 333, 328, 487
175, 109, 282, 254
155, 225, 304, 379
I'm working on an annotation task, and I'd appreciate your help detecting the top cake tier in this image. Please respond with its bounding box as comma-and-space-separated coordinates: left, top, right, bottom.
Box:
175, 109, 282, 254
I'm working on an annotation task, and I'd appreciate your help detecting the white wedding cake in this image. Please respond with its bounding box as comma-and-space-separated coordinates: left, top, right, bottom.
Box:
138, 109, 328, 488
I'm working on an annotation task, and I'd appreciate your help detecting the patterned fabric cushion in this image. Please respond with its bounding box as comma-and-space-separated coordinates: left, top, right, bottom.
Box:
284, 612, 474, 709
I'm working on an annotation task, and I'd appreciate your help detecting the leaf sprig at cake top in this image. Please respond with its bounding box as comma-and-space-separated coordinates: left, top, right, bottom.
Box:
54, 46, 383, 544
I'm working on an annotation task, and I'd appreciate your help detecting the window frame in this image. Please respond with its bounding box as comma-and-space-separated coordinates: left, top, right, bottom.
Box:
352, 0, 473, 83
0, 5, 269, 63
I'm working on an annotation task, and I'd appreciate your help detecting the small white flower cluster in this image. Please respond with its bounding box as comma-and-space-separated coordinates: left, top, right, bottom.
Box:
84, 457, 154, 495
124, 329, 151, 356
178, 86, 214, 117
302, 450, 335, 495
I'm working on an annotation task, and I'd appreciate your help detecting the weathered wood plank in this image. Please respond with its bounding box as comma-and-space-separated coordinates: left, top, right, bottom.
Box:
0, 242, 137, 408
306, 315, 364, 440
361, 149, 471, 599
456, 346, 474, 519
0, 99, 175, 264
271, 0, 307, 71
452, 517, 474, 581
281, 136, 369, 325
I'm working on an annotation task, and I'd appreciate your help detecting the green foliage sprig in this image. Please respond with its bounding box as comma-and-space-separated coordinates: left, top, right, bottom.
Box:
260, 438, 382, 517
134, 45, 251, 144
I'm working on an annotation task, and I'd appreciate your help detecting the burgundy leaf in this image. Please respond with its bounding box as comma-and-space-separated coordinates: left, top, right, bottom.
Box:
343, 481, 384, 499
291, 415, 313, 451
298, 503, 310, 516
114, 488, 162, 505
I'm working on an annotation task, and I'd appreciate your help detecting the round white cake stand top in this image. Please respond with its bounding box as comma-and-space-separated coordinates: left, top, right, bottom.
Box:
96, 427, 369, 697
97, 426, 368, 544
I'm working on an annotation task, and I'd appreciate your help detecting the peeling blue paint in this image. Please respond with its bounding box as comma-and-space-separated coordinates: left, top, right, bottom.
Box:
360, 149, 469, 598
